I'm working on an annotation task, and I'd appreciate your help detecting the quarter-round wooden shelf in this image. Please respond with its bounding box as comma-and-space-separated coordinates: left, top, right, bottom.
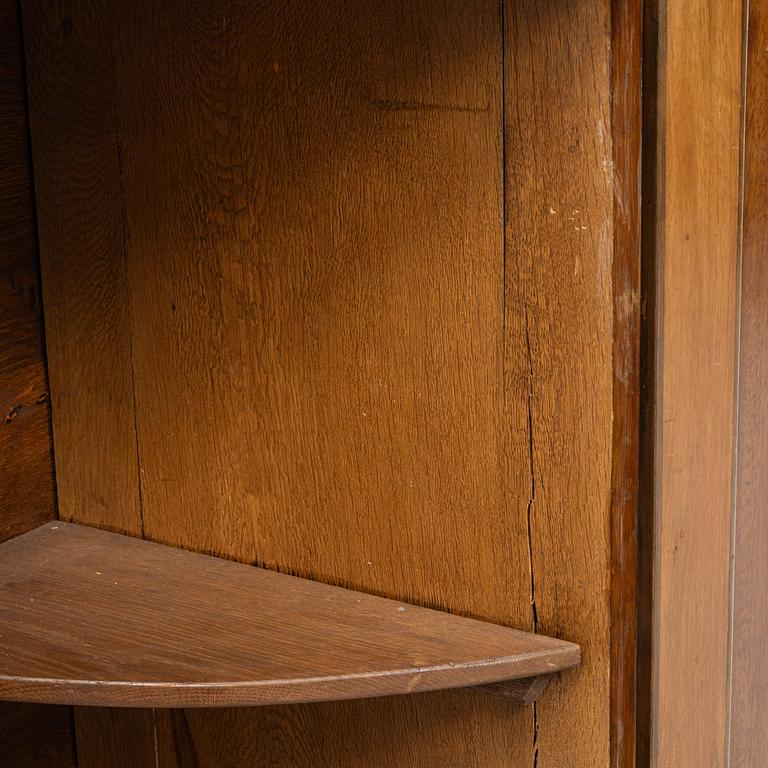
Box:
0, 522, 580, 708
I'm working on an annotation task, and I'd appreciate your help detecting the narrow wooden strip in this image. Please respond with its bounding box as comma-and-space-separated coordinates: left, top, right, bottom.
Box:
21, 0, 141, 536
610, 0, 643, 765
730, 0, 768, 763
0, 0, 55, 543
653, 0, 743, 764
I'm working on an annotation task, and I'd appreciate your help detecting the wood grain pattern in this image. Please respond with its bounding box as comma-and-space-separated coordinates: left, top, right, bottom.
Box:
23, 0, 626, 764
0, 0, 55, 543
637, 2, 660, 764
652, 0, 743, 764
22, 0, 141, 536
730, 0, 768, 763
504, 2, 614, 767
0, 522, 580, 707
610, 0, 642, 764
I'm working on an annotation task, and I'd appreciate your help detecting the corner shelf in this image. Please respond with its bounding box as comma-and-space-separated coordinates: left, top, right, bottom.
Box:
0, 523, 579, 708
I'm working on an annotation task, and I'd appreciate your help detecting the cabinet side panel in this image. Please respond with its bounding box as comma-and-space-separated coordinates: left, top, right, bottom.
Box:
653, 0, 744, 764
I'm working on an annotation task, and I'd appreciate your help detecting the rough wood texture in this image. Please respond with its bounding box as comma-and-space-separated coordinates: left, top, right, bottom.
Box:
730, 1, 768, 764
610, 0, 642, 765
21, 0, 140, 536
504, 2, 614, 767
0, 522, 580, 707
0, 0, 55, 543
652, 0, 743, 764
23, 0, 625, 764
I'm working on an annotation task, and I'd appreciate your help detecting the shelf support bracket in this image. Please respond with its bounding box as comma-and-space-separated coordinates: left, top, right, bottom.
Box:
473, 674, 551, 704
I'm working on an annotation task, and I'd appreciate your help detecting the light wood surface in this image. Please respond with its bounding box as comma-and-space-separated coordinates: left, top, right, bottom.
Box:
652, 0, 743, 764
730, 1, 768, 763
0, 522, 580, 707
23, 0, 628, 764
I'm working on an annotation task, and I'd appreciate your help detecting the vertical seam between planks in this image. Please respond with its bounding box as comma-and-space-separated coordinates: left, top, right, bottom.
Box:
650, 0, 668, 763
725, 0, 751, 764
152, 709, 160, 768
107, 17, 145, 539
500, 0, 508, 375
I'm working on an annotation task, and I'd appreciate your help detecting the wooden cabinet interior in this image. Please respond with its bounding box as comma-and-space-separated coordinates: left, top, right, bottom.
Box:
1, 0, 643, 765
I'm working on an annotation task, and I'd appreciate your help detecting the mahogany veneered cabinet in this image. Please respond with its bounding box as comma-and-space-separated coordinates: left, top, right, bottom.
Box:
0, 0, 763, 766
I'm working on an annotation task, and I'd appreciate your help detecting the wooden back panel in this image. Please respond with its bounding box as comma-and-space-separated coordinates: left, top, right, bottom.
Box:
23, 0, 631, 765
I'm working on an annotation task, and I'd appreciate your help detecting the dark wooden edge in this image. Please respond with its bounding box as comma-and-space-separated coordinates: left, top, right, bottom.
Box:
636, 0, 660, 765
473, 674, 551, 705
0, 658, 581, 710
610, 0, 643, 766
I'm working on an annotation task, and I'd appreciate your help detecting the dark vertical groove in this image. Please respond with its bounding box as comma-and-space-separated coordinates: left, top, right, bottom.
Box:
524, 307, 538, 634
524, 305, 539, 768
500, 0, 507, 350
637, 0, 661, 765
108, 24, 145, 540
68, 707, 80, 768
726, 3, 750, 764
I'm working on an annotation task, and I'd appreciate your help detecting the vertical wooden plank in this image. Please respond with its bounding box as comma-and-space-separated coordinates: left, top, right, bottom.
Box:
0, 1, 77, 764
112, 2, 533, 765
730, 0, 768, 763
22, 0, 146, 761
610, 0, 642, 765
504, 2, 614, 767
0, 0, 55, 541
22, 0, 141, 536
637, 2, 661, 765
653, 0, 743, 764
